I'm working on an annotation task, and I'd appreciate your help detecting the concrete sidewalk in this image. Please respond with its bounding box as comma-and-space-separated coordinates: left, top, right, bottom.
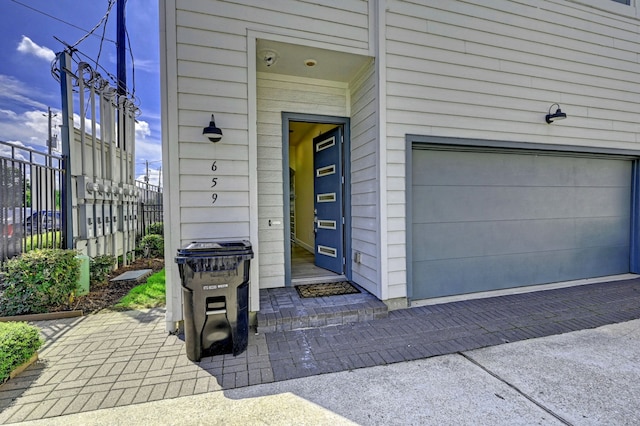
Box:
1, 278, 640, 424
14, 319, 640, 425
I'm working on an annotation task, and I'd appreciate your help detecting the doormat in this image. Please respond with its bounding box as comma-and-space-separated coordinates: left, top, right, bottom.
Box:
295, 281, 361, 298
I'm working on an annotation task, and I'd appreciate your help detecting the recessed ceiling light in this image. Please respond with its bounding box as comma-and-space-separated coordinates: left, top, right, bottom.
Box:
304, 59, 317, 67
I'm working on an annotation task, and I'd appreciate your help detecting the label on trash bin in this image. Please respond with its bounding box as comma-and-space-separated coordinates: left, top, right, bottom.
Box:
203, 284, 229, 290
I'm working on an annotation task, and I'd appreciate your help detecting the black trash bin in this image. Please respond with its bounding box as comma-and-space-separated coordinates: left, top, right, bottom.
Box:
175, 240, 253, 361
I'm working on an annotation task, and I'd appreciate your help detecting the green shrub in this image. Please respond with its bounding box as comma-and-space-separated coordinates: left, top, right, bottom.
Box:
117, 253, 134, 268
141, 234, 164, 258
0, 249, 81, 316
146, 222, 164, 236
0, 322, 43, 383
90, 254, 116, 285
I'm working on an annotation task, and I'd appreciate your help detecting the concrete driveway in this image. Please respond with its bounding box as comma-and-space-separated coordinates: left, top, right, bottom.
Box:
9, 319, 640, 425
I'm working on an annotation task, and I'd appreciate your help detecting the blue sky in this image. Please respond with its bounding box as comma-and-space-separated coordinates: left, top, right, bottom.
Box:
0, 0, 161, 185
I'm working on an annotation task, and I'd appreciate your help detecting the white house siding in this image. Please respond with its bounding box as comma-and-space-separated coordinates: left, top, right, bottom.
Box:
162, 0, 372, 325
349, 61, 380, 296
257, 73, 349, 288
384, 0, 640, 300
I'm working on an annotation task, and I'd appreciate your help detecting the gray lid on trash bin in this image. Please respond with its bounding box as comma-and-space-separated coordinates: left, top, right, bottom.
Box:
175, 240, 253, 263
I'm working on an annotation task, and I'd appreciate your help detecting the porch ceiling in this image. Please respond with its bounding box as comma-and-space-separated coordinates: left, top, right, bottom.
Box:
256, 39, 371, 83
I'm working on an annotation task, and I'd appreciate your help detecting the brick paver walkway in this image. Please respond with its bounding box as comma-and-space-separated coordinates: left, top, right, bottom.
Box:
1, 278, 640, 423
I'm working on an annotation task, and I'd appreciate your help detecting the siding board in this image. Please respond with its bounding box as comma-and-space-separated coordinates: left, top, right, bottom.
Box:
349, 61, 379, 295
178, 0, 369, 50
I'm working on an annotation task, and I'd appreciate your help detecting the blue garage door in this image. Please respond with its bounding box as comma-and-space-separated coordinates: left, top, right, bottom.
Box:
411, 149, 632, 300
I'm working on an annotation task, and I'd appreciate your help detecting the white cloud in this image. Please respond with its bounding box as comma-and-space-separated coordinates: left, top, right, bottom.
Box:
0, 141, 28, 161
135, 120, 151, 139
136, 167, 162, 187
0, 109, 18, 120
0, 107, 57, 148
134, 136, 161, 160
0, 75, 48, 110
133, 120, 161, 167
5, 140, 27, 148
17, 36, 56, 62
132, 58, 158, 74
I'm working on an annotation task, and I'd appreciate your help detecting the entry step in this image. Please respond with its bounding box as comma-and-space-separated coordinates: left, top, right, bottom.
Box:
256, 285, 388, 333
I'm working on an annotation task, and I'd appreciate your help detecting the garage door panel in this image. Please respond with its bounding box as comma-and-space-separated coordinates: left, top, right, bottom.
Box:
414, 219, 578, 261
575, 245, 629, 277
411, 149, 632, 301
574, 217, 630, 248
412, 150, 578, 187
574, 187, 631, 217
413, 186, 578, 223
413, 245, 630, 299
574, 158, 632, 186
414, 216, 630, 263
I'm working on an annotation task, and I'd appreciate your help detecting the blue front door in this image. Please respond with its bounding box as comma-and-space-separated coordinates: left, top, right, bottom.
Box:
313, 127, 344, 274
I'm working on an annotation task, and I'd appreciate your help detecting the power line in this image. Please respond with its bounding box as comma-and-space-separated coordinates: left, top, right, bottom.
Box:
125, 23, 136, 98
70, 0, 116, 49
9, 0, 117, 45
94, 0, 113, 76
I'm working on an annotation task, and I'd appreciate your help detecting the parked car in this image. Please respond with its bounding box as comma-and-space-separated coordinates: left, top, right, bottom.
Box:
0, 208, 30, 259
24, 210, 61, 235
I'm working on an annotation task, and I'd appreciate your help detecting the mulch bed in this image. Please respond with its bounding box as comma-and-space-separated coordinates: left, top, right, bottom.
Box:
48, 257, 165, 314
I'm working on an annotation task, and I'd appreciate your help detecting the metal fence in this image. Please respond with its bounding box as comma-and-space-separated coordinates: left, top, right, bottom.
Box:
0, 141, 163, 263
136, 181, 163, 239
0, 141, 64, 262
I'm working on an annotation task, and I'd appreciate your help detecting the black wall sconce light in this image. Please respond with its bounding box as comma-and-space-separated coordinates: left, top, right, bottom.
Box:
203, 114, 223, 142
545, 103, 567, 124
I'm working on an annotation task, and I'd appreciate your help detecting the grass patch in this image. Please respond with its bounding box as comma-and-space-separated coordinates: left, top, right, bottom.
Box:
112, 269, 165, 311
24, 232, 62, 251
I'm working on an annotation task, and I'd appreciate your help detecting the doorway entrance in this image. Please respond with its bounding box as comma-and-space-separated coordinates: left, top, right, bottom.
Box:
283, 113, 351, 285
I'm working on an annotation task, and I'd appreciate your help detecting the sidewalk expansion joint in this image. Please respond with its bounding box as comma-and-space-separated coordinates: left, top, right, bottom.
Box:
458, 352, 574, 426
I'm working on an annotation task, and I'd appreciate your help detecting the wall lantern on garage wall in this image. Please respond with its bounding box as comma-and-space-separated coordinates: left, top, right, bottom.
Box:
545, 103, 567, 124
203, 114, 223, 142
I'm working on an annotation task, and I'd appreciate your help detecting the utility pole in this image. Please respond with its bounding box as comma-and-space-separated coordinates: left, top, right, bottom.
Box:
117, 0, 127, 150
145, 160, 149, 189
59, 51, 74, 249
44, 107, 57, 165
117, 0, 126, 96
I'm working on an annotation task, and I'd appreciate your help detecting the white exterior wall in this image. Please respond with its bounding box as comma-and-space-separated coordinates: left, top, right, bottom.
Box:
160, 0, 640, 322
384, 0, 640, 300
349, 61, 380, 296
161, 0, 373, 327
257, 73, 349, 288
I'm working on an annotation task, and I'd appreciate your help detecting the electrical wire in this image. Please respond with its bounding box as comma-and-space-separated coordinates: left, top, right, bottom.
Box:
70, 0, 116, 49
94, 2, 112, 74
124, 25, 136, 99
9, 0, 116, 45
87, 0, 114, 116
43, 0, 139, 110
52, 46, 138, 105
